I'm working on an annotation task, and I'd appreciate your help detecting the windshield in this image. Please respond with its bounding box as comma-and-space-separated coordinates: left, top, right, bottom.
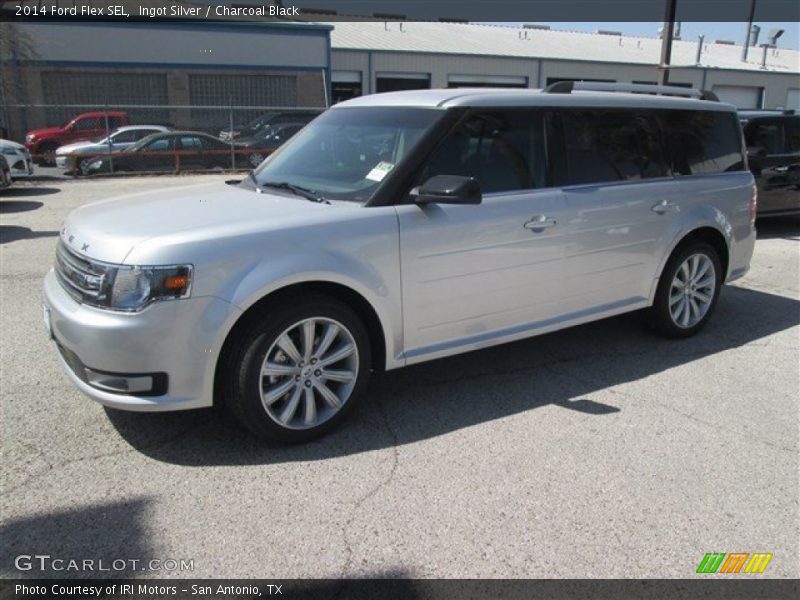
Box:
252, 107, 443, 203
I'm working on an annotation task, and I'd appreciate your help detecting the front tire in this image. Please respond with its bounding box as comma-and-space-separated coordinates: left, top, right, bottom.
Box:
219, 295, 372, 442
36, 143, 58, 166
650, 241, 722, 338
78, 157, 95, 176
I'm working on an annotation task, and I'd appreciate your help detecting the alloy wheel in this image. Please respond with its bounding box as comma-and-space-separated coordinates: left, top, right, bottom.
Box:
259, 317, 359, 430
669, 253, 716, 329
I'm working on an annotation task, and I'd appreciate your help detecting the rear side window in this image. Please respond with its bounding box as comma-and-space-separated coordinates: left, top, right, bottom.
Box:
110, 130, 138, 144
662, 110, 744, 175
136, 129, 159, 140
419, 109, 547, 194
179, 136, 202, 150
74, 118, 99, 130
558, 110, 669, 185
784, 118, 800, 154
744, 119, 784, 154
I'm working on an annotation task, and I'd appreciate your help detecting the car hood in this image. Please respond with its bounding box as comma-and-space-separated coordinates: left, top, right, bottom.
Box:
0, 139, 26, 151
28, 127, 64, 138
61, 180, 346, 264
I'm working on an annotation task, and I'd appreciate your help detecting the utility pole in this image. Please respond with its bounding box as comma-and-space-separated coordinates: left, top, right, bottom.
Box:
742, 0, 757, 62
658, 0, 677, 86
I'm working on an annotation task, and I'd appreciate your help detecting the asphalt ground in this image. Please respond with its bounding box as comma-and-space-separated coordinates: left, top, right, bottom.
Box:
1, 175, 798, 579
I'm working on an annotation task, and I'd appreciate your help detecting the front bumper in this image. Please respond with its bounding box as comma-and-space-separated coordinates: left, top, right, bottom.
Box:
43, 269, 241, 411
7, 155, 34, 178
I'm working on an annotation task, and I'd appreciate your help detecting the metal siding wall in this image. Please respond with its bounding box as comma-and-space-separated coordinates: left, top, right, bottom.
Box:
702, 70, 799, 109
12, 22, 329, 69
332, 50, 797, 106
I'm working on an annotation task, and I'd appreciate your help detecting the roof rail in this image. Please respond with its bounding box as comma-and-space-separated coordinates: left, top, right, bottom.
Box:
542, 81, 719, 101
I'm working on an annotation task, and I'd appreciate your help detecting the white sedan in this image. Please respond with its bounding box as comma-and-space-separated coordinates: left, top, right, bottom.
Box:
0, 138, 35, 180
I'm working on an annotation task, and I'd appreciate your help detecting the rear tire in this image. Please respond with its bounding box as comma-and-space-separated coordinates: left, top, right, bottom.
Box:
650, 241, 723, 338
219, 294, 372, 443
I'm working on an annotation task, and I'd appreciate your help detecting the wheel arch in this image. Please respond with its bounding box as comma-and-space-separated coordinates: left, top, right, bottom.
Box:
650, 225, 730, 304
214, 281, 388, 402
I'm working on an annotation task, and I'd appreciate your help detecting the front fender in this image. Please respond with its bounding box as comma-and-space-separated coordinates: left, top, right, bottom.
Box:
222, 249, 402, 371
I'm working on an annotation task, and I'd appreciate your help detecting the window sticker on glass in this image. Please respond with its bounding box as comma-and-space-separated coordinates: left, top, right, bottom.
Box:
365, 161, 394, 182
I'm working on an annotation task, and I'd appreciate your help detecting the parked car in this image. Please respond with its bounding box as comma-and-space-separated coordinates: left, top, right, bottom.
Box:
219, 110, 320, 141
0, 155, 10, 188
56, 125, 172, 174
739, 109, 795, 125
0, 138, 35, 179
25, 111, 130, 165
741, 113, 800, 217
235, 122, 306, 167
85, 131, 237, 174
44, 84, 756, 443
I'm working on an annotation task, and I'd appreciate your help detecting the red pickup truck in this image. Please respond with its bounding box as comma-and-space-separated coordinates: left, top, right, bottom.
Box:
25, 111, 130, 165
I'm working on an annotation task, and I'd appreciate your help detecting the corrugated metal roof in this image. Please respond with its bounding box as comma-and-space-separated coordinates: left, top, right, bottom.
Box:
328, 21, 800, 74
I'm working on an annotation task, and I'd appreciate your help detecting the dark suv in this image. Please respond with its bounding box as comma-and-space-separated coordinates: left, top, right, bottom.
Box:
741, 112, 800, 217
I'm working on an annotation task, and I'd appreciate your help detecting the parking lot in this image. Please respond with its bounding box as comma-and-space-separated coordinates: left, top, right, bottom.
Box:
1, 175, 798, 579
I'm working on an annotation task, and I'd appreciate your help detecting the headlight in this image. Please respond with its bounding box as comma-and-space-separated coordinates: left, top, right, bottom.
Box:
109, 265, 192, 311
25, 134, 35, 143
55, 243, 192, 312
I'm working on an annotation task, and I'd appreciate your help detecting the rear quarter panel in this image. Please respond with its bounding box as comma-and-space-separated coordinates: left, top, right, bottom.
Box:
649, 171, 756, 302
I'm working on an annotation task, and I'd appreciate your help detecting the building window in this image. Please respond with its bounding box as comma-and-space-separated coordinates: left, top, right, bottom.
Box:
40, 72, 169, 127
375, 72, 430, 93
189, 73, 298, 130
332, 71, 362, 104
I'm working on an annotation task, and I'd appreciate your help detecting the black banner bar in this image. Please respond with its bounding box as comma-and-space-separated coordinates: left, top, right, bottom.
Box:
1, 0, 799, 23
1, 579, 799, 600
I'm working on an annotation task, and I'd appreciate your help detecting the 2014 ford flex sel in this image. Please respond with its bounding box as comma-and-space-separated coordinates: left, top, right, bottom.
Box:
43, 84, 757, 442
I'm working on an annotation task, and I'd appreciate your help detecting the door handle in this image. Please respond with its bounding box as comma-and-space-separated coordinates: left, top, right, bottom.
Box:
524, 215, 557, 232
651, 199, 678, 214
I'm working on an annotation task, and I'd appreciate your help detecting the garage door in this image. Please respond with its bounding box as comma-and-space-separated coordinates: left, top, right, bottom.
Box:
448, 74, 528, 88
712, 85, 763, 109
787, 89, 800, 111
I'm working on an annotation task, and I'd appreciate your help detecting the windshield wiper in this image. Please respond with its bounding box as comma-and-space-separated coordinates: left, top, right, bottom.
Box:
258, 181, 330, 204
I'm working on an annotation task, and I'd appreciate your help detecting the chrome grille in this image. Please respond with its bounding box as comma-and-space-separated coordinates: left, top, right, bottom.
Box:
54, 241, 106, 303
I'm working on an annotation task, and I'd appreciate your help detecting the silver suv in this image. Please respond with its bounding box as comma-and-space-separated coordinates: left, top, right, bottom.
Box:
43, 83, 757, 442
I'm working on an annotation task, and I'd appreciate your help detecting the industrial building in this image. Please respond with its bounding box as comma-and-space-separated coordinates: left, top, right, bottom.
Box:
1, 20, 331, 139
329, 21, 800, 109
2, 18, 798, 141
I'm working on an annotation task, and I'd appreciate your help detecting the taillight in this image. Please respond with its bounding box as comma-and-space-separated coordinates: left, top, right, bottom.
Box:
749, 184, 758, 223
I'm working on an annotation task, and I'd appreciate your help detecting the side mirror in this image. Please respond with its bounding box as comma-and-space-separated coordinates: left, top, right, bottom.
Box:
411, 175, 482, 205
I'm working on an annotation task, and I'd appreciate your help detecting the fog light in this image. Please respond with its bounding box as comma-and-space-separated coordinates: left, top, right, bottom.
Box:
84, 368, 153, 393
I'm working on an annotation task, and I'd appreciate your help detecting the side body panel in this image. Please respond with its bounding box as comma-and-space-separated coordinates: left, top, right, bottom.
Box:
396, 189, 568, 363
559, 178, 681, 314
